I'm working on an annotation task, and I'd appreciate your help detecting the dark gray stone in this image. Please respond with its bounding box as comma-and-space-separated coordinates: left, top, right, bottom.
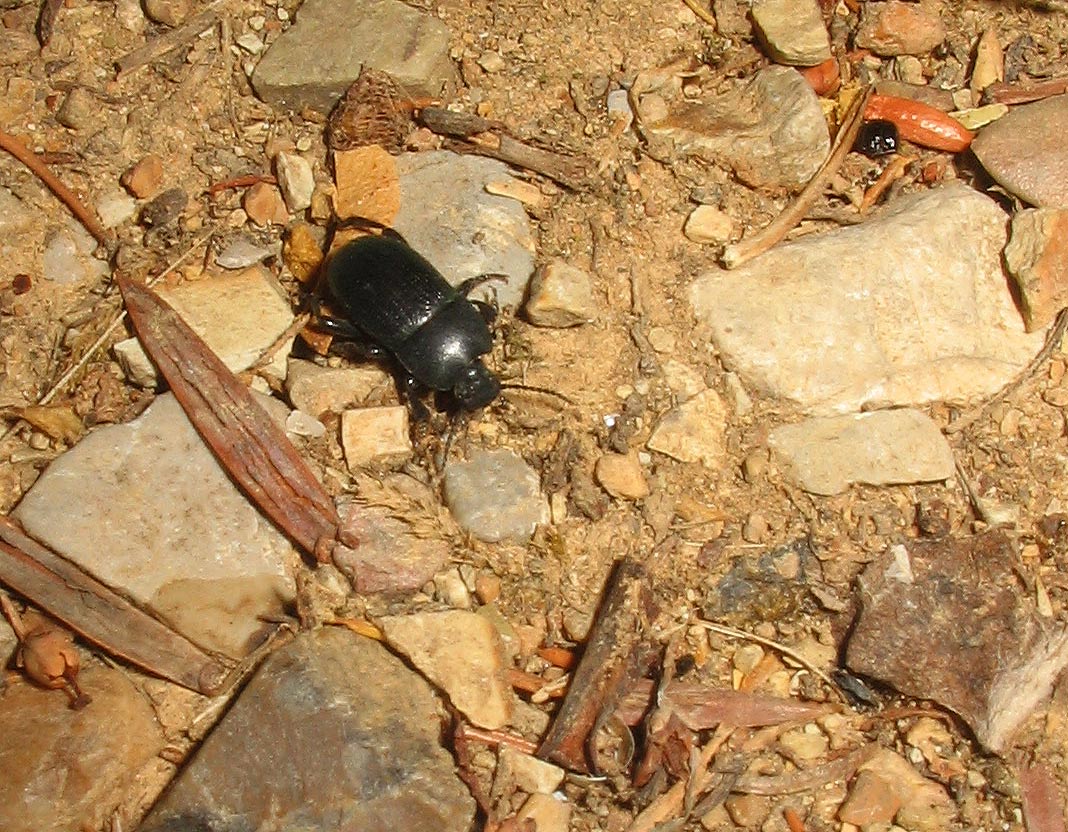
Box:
251, 0, 458, 113
141, 628, 475, 832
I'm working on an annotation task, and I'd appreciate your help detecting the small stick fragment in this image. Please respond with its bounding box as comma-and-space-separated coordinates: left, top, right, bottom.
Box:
115, 1, 222, 76
722, 87, 872, 269
986, 75, 1068, 105
36, 0, 64, 45
0, 130, 110, 248
537, 557, 658, 773
733, 744, 878, 794
783, 807, 808, 832
859, 154, 913, 212
0, 516, 229, 693
207, 173, 277, 196
457, 724, 540, 755
680, 0, 716, 25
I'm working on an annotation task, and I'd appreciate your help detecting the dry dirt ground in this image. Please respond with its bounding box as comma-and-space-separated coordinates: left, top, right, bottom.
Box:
2, 0, 1068, 830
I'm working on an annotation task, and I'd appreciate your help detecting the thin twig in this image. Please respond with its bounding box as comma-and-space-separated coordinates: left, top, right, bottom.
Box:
115, 1, 223, 76
681, 0, 716, 24
696, 620, 843, 699
0, 129, 110, 247
722, 87, 872, 269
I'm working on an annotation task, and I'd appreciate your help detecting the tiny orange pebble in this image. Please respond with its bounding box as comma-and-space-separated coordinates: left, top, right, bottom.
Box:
799, 58, 840, 96
864, 94, 975, 152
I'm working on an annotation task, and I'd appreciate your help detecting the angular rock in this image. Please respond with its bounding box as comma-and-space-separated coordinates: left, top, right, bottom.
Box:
837, 768, 902, 825
214, 235, 275, 269
275, 151, 315, 212
0, 187, 34, 239
496, 745, 566, 795
55, 87, 98, 131
1004, 207, 1068, 331
41, 223, 108, 286
141, 628, 475, 832
378, 609, 512, 729
855, 0, 945, 56
524, 259, 597, 328
851, 750, 955, 831
12, 394, 296, 658
0, 665, 165, 832
331, 501, 450, 594
286, 358, 394, 416
594, 451, 650, 500
767, 409, 955, 495
341, 405, 411, 467
114, 265, 295, 387
646, 388, 727, 467
642, 66, 829, 190
684, 204, 734, 244
516, 793, 571, 832
243, 181, 289, 226
251, 0, 458, 113
751, 0, 831, 66
846, 532, 1068, 752
394, 152, 536, 309
95, 190, 138, 229
121, 154, 165, 199
691, 183, 1045, 414
972, 94, 1068, 208
443, 448, 548, 542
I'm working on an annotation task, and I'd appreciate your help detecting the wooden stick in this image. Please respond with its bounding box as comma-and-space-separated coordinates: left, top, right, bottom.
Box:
986, 75, 1068, 105
115, 1, 223, 76
722, 86, 872, 269
0, 129, 110, 248
0, 515, 229, 693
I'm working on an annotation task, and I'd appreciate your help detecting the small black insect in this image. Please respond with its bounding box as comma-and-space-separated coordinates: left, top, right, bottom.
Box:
854, 119, 899, 157
314, 222, 502, 414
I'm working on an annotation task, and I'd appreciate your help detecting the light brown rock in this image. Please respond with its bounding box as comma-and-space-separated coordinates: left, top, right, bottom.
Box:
751, 0, 831, 66
838, 768, 902, 825
122, 155, 166, 199
378, 610, 513, 729
647, 388, 727, 467
243, 182, 290, 226
594, 451, 650, 500
341, 406, 411, 467
1004, 207, 1068, 331
524, 259, 597, 327
684, 204, 733, 244
855, 0, 945, 56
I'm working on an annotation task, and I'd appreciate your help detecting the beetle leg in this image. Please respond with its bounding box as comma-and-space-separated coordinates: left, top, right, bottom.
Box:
313, 313, 374, 343
457, 272, 507, 298
469, 299, 497, 326
401, 375, 431, 422
334, 216, 410, 244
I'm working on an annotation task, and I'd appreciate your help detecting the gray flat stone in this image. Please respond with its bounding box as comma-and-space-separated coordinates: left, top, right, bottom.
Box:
394, 152, 536, 309
768, 409, 955, 495
691, 183, 1045, 414
0, 665, 164, 832
251, 0, 458, 113
444, 448, 548, 542
642, 66, 829, 190
12, 393, 296, 658
972, 95, 1068, 208
141, 628, 475, 832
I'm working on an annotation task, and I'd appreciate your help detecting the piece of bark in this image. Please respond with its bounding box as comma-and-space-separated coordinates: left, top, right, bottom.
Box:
116, 274, 349, 563
537, 557, 658, 773
418, 106, 589, 190
0, 515, 229, 694
985, 76, 1068, 106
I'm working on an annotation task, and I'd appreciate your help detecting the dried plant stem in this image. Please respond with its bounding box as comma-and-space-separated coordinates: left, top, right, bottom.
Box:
722, 86, 872, 269
0, 129, 109, 247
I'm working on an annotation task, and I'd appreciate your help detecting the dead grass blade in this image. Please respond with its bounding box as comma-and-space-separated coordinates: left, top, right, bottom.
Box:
115, 274, 347, 562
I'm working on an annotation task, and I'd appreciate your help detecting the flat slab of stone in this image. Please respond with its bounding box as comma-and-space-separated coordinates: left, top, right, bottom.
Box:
0, 665, 164, 832
444, 448, 548, 542
691, 183, 1045, 414
768, 409, 955, 495
751, 0, 831, 66
972, 93, 1068, 208
114, 265, 294, 388
643, 66, 829, 190
12, 394, 295, 658
141, 628, 475, 832
251, 0, 457, 112
393, 152, 536, 309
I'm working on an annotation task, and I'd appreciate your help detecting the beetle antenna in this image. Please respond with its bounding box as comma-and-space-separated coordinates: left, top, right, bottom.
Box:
499, 383, 574, 405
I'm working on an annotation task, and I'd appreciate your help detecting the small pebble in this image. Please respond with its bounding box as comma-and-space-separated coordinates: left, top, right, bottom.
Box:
143, 0, 192, 25
477, 50, 506, 73
215, 236, 274, 269
340, 406, 411, 468
475, 573, 501, 605
41, 225, 107, 285
606, 89, 633, 132
855, 0, 945, 56
243, 182, 289, 226
95, 191, 138, 229
594, 451, 650, 500
524, 259, 597, 328
444, 449, 547, 542
235, 33, 264, 54
684, 205, 733, 244
140, 187, 187, 227
285, 409, 326, 439
275, 152, 314, 212
434, 569, 473, 609
0, 188, 35, 239
55, 88, 98, 131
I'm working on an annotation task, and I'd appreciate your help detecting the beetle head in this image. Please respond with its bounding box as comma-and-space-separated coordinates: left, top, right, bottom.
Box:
453, 362, 501, 410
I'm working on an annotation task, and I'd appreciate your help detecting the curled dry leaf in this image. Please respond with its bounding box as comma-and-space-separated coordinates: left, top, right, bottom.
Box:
18, 624, 92, 708
12, 404, 85, 445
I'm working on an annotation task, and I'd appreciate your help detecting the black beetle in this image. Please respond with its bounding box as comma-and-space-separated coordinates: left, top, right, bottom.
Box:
853, 119, 899, 157
314, 225, 502, 413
